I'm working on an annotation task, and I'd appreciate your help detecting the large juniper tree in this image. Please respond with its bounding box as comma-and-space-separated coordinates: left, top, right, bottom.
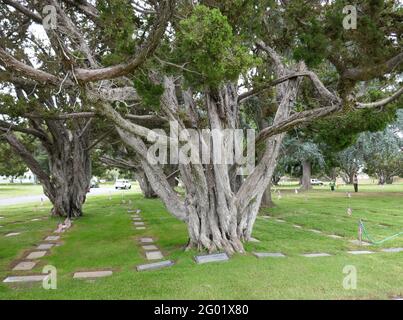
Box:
0, 0, 401, 252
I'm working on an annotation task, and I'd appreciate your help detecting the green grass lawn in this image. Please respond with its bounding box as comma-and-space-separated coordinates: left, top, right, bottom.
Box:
0, 184, 402, 299
0, 184, 44, 199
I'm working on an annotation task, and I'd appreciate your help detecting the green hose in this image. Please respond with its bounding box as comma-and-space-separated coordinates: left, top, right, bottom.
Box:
359, 219, 403, 245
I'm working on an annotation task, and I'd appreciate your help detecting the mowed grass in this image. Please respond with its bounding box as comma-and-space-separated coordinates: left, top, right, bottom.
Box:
0, 184, 44, 199
0, 184, 402, 299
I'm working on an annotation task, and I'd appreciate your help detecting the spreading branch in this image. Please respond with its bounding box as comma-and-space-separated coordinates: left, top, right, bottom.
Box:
342, 52, 403, 81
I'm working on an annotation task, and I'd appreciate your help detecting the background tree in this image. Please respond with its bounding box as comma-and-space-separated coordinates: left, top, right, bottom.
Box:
0, 139, 28, 180
359, 128, 403, 184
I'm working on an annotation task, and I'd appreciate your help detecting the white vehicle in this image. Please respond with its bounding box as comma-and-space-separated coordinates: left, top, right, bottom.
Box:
115, 179, 132, 190
310, 178, 324, 186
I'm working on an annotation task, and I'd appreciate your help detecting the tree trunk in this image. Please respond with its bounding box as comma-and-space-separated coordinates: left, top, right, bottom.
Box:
98, 60, 305, 254
386, 176, 394, 184
4, 128, 91, 218
261, 184, 275, 208
301, 160, 312, 190
348, 172, 355, 184
135, 169, 157, 198
46, 130, 91, 218
378, 174, 385, 185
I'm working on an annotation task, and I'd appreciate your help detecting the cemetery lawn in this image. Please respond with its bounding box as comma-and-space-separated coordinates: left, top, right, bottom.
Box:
0, 184, 402, 299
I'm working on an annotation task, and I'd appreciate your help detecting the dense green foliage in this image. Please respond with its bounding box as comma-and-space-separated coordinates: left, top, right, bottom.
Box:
175, 5, 255, 88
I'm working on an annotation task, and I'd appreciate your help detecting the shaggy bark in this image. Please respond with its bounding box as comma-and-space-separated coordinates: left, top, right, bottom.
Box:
2, 126, 91, 217
95, 59, 305, 253
47, 129, 91, 217
135, 169, 158, 198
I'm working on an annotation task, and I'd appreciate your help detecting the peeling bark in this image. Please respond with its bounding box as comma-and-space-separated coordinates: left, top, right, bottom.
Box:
47, 129, 91, 218
3, 127, 91, 218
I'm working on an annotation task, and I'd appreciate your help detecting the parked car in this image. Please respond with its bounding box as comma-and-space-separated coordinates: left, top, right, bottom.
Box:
310, 178, 324, 185
115, 179, 132, 190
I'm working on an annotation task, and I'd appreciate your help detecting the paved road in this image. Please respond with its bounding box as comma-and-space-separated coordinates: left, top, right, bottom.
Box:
0, 187, 128, 207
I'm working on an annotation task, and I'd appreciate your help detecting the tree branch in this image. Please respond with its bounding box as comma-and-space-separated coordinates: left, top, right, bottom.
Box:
355, 86, 403, 109
0, 130, 54, 200
342, 52, 403, 81
0, 119, 49, 140
239, 71, 339, 104
74, 0, 175, 82
2, 0, 42, 23
0, 47, 73, 86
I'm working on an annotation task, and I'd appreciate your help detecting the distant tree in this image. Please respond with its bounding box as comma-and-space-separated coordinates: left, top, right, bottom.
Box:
276, 134, 325, 190
359, 129, 403, 184
0, 141, 27, 179
335, 145, 363, 184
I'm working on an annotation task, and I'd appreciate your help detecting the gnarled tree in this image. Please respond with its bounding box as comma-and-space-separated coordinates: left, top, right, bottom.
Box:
1, 1, 402, 252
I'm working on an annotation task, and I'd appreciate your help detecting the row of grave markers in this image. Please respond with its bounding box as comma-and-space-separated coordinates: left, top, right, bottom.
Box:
3, 206, 402, 285
130, 208, 175, 271
253, 215, 403, 257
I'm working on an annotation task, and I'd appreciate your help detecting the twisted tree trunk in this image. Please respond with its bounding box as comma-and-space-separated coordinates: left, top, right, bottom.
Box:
135, 169, 157, 198
47, 129, 91, 217
96, 60, 305, 254
3, 121, 91, 218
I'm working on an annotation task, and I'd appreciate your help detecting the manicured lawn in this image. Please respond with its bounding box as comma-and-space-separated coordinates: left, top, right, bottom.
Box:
0, 184, 402, 299
0, 184, 44, 199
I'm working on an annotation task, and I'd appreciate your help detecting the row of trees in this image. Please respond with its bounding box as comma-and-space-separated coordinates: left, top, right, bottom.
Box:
0, 0, 402, 253
272, 111, 402, 188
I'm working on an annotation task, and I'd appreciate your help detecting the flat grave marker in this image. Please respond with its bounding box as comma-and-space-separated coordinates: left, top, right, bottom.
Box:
136, 227, 146, 230
253, 252, 285, 258
37, 243, 54, 250
5, 232, 21, 237
13, 261, 37, 271
45, 235, 60, 241
195, 253, 229, 264
328, 234, 343, 239
26, 251, 47, 260
3, 275, 47, 283
347, 250, 374, 255
140, 237, 154, 243
73, 270, 113, 279
302, 253, 331, 258
136, 260, 174, 272
142, 245, 158, 251
381, 247, 403, 253
134, 222, 145, 226
146, 251, 164, 260
308, 229, 322, 234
